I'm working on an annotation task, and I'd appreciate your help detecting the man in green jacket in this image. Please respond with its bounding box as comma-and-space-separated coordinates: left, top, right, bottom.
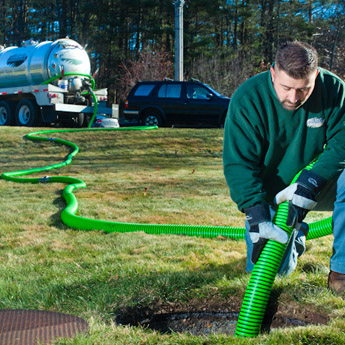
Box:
223, 41, 345, 295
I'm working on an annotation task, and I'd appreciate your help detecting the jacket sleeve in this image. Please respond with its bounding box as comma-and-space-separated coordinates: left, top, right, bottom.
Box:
311, 75, 345, 180
223, 98, 267, 212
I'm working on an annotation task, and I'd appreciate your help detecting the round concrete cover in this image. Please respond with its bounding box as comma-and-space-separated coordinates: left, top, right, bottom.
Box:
0, 309, 88, 345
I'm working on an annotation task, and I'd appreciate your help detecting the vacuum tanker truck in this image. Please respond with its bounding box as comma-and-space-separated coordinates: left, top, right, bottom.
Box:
0, 38, 115, 127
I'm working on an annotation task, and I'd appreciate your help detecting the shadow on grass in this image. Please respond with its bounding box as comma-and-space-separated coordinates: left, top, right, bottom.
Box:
28, 259, 247, 315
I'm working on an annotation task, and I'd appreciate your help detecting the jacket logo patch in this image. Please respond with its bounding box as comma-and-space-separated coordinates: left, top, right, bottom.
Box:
306, 117, 325, 128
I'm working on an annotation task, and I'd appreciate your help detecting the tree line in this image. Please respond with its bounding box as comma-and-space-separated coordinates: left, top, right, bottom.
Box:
1, 0, 345, 104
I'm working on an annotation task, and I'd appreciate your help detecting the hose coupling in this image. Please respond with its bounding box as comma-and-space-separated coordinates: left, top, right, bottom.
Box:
39, 176, 51, 183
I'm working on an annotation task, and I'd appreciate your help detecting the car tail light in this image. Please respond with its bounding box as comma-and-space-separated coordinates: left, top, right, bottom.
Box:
125, 100, 128, 109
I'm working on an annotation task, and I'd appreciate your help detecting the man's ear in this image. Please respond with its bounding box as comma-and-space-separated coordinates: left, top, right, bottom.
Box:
270, 66, 275, 82
315, 69, 320, 79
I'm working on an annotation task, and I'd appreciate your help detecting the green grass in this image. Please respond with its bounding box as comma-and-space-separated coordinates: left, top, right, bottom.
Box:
0, 126, 342, 345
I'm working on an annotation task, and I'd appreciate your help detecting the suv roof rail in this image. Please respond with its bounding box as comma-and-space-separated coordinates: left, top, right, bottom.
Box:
190, 78, 201, 83
163, 77, 174, 82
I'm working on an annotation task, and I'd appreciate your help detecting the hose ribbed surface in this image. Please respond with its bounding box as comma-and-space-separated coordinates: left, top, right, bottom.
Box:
308, 217, 332, 239
0, 127, 333, 337
235, 157, 330, 337
235, 201, 293, 337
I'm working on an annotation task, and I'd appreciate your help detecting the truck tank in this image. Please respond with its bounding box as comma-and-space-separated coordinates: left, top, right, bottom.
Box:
0, 38, 91, 88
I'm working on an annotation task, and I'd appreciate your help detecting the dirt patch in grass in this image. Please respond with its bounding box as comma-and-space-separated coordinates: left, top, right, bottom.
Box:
115, 294, 329, 336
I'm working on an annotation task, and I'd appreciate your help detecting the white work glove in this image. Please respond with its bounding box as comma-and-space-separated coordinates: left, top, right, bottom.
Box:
245, 204, 289, 264
275, 169, 326, 230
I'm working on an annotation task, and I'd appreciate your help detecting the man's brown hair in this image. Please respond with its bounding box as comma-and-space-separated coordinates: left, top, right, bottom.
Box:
275, 41, 318, 78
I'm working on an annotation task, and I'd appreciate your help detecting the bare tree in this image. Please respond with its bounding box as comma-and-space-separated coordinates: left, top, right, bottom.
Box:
116, 48, 173, 102
188, 51, 259, 97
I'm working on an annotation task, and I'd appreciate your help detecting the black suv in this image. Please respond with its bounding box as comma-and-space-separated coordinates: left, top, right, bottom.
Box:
123, 79, 230, 127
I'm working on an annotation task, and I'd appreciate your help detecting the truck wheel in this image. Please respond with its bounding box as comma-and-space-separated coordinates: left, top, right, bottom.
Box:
0, 101, 13, 126
76, 113, 85, 127
140, 111, 163, 127
83, 114, 91, 127
15, 100, 39, 127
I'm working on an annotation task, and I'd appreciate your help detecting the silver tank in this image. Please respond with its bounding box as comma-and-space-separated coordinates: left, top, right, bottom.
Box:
0, 38, 91, 88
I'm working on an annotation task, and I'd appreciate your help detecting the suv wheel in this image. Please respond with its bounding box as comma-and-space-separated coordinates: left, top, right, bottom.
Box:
141, 111, 162, 127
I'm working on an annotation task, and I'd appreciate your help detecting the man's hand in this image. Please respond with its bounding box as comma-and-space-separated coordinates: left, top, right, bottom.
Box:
275, 169, 326, 229
245, 204, 288, 264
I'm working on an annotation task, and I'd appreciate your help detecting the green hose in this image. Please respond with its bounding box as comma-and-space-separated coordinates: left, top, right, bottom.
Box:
0, 127, 246, 238
0, 127, 333, 337
235, 158, 330, 337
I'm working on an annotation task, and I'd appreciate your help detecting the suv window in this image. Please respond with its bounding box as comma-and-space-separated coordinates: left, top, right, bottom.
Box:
158, 84, 182, 98
134, 84, 155, 96
186, 85, 210, 99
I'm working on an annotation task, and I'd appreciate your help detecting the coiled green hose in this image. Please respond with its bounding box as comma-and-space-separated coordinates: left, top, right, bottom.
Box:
0, 127, 332, 338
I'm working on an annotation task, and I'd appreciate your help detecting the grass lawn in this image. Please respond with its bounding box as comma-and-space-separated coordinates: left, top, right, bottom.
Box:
0, 126, 343, 345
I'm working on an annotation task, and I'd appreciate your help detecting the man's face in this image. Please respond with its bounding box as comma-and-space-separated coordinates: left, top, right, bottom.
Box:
271, 66, 318, 111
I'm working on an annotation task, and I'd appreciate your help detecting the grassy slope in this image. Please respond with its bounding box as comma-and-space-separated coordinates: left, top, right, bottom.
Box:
0, 126, 343, 345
